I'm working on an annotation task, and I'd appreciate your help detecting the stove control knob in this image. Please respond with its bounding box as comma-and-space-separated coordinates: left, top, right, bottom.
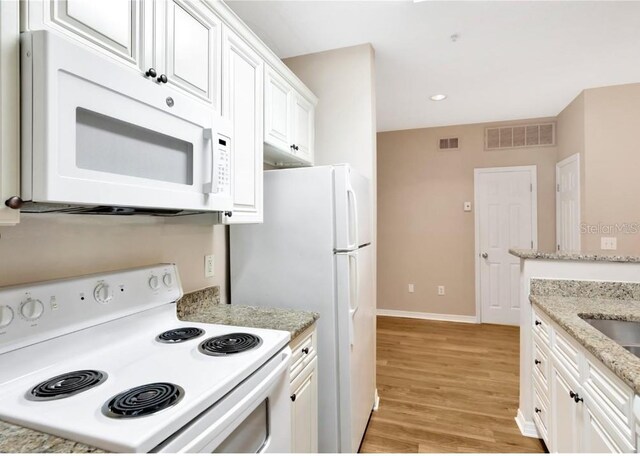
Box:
148, 275, 160, 291
20, 298, 44, 321
93, 283, 113, 304
162, 273, 174, 288
0, 305, 14, 328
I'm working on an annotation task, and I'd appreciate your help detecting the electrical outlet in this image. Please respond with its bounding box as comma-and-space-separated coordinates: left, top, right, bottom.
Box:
438, 286, 445, 296
408, 284, 414, 293
205, 254, 215, 278
601, 237, 617, 251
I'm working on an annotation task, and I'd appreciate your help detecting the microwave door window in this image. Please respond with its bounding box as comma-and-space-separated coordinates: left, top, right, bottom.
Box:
75, 108, 194, 185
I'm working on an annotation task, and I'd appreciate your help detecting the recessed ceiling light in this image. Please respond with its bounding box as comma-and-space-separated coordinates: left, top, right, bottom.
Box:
430, 94, 447, 101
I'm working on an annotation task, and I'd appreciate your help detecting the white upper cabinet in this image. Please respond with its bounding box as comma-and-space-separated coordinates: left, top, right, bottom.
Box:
0, 0, 20, 226
264, 67, 293, 153
220, 27, 263, 224
263, 64, 316, 168
161, 0, 221, 108
291, 94, 314, 163
24, 0, 144, 70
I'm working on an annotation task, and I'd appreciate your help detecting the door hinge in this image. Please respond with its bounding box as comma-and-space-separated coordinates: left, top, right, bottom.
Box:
530, 183, 533, 192
556, 184, 560, 192
531, 241, 534, 248
557, 244, 561, 251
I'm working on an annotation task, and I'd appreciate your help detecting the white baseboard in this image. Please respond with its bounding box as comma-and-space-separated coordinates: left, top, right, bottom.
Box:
515, 408, 540, 438
376, 308, 478, 324
373, 388, 380, 411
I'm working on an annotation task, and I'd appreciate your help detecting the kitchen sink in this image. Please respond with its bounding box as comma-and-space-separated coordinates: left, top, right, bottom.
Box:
581, 317, 640, 358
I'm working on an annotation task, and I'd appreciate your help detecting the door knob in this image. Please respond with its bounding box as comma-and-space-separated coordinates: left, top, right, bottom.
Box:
481, 253, 488, 259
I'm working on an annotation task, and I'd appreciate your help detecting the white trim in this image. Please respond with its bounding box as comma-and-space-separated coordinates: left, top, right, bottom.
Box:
474, 165, 538, 324
376, 308, 478, 324
555, 153, 581, 252
515, 408, 540, 438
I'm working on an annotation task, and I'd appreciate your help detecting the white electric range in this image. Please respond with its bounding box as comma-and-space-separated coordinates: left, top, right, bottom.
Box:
0, 264, 291, 453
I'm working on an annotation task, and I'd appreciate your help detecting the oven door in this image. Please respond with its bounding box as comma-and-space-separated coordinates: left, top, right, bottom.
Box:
22, 31, 233, 212
154, 347, 292, 453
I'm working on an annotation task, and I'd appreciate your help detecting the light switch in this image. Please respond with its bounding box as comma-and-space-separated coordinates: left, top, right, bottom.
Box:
601, 237, 617, 251
205, 254, 215, 278
408, 284, 414, 293
464, 202, 472, 212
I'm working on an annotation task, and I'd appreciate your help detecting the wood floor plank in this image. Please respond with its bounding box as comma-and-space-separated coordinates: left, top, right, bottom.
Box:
359, 316, 545, 453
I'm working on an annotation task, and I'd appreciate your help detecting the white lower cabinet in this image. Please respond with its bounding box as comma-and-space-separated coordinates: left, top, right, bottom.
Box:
532, 308, 636, 453
289, 325, 318, 453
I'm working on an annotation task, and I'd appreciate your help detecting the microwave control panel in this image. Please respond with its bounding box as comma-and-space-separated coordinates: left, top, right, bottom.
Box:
215, 137, 231, 196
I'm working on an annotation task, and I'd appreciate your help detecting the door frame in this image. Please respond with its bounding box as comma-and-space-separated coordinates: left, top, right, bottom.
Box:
555, 153, 581, 252
473, 165, 538, 323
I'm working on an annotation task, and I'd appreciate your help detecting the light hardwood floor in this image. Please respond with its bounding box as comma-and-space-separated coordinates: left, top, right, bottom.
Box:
359, 316, 546, 453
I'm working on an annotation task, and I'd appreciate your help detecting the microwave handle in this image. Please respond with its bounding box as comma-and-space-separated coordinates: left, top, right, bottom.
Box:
202, 128, 218, 194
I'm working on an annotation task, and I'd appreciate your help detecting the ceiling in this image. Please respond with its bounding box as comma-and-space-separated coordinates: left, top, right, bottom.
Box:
227, 1, 640, 132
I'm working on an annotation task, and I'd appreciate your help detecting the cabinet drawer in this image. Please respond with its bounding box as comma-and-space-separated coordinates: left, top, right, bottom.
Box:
533, 389, 550, 443
583, 355, 635, 446
532, 308, 551, 347
552, 329, 581, 378
290, 327, 317, 379
533, 337, 550, 398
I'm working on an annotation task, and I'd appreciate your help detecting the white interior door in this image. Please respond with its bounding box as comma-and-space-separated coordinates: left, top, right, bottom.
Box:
475, 167, 537, 325
556, 154, 581, 252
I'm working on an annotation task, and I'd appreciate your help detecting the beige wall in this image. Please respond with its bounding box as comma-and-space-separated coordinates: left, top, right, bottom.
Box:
0, 214, 228, 297
284, 44, 377, 181
377, 119, 557, 316
556, 83, 640, 254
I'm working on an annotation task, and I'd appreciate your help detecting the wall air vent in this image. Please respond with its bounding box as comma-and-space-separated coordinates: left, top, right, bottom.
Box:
485, 122, 555, 150
438, 137, 459, 150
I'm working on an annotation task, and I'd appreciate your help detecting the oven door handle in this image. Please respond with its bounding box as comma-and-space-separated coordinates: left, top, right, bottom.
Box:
177, 348, 292, 453
202, 128, 218, 195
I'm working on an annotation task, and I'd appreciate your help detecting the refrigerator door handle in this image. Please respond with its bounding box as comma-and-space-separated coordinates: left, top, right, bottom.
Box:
348, 251, 359, 347
346, 185, 359, 251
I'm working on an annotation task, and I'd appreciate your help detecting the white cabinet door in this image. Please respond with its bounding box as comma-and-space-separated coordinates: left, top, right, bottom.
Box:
163, 0, 221, 109
0, 0, 20, 226
28, 0, 144, 69
583, 403, 625, 453
291, 356, 318, 453
291, 94, 314, 163
221, 27, 263, 224
264, 66, 292, 153
551, 364, 582, 452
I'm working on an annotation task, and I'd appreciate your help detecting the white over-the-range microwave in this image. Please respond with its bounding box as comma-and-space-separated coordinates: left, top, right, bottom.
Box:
20, 30, 233, 216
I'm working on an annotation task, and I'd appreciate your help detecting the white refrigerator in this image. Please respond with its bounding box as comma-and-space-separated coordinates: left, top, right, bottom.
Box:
230, 164, 376, 453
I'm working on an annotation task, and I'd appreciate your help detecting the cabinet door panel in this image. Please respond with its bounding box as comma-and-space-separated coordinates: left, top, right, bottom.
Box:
292, 95, 313, 162
551, 364, 581, 452
291, 357, 318, 453
49, 0, 140, 65
165, 0, 220, 107
221, 28, 263, 223
264, 67, 292, 152
584, 404, 624, 453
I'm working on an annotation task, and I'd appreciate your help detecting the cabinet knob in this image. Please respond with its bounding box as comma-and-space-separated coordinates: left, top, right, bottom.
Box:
224, 211, 233, 217
302, 347, 310, 355
157, 74, 168, 84
534, 359, 541, 365
573, 394, 583, 404
534, 407, 541, 414
534, 320, 542, 326
290, 144, 295, 150
4, 196, 23, 210
290, 393, 296, 402
145, 68, 157, 78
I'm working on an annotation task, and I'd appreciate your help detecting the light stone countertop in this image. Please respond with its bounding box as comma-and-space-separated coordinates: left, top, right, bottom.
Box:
531, 294, 640, 394
0, 286, 318, 453
510, 248, 640, 263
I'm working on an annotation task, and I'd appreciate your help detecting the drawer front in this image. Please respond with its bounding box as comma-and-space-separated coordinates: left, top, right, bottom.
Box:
584, 355, 635, 446
290, 327, 317, 379
532, 308, 551, 347
533, 337, 550, 398
553, 329, 581, 378
533, 389, 550, 443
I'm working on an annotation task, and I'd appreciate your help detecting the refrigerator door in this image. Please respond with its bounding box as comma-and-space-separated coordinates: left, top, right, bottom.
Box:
334, 165, 372, 251
231, 166, 342, 452
335, 244, 376, 453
